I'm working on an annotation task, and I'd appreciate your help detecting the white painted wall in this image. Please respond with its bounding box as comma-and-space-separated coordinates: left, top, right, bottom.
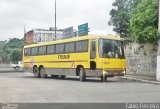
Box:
157, 56, 160, 81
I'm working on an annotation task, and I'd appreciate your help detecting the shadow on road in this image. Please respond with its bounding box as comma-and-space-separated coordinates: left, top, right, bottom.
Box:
20, 75, 131, 83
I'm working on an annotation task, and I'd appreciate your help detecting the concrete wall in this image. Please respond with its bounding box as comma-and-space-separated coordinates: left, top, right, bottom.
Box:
125, 42, 157, 78
156, 40, 160, 81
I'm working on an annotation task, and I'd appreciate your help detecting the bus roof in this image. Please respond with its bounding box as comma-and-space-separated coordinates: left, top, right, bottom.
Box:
24, 35, 121, 48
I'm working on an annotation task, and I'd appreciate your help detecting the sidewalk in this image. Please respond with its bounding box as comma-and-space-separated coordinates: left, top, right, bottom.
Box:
0, 69, 24, 73
0, 68, 24, 73
0, 64, 24, 73
121, 75, 160, 85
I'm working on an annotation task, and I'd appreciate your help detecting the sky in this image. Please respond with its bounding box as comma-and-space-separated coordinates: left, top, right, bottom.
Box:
0, 0, 115, 41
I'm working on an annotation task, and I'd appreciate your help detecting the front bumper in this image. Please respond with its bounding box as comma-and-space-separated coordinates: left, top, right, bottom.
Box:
85, 69, 126, 77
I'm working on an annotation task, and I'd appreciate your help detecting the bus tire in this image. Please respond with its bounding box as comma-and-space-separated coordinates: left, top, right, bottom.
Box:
40, 67, 47, 78
60, 75, 66, 79
79, 67, 86, 82
100, 76, 107, 82
33, 66, 40, 78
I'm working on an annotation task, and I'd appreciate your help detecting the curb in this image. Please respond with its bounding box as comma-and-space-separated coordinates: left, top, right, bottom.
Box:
121, 76, 160, 85
0, 70, 24, 73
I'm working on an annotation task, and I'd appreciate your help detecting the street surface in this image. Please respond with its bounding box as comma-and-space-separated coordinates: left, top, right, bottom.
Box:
0, 72, 160, 103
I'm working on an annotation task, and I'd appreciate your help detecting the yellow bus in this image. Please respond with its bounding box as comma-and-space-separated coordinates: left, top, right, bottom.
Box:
23, 35, 126, 82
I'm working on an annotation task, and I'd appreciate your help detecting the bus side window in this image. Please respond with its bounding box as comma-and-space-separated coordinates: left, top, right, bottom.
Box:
65, 42, 75, 53
39, 46, 47, 55
31, 47, 38, 56
75, 40, 88, 52
47, 45, 55, 54
81, 40, 88, 52
90, 41, 96, 59
24, 48, 31, 56
55, 44, 64, 54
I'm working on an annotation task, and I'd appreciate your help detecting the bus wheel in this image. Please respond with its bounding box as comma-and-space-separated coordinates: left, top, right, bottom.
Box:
40, 67, 47, 78
33, 67, 40, 78
100, 76, 107, 82
60, 75, 66, 79
79, 67, 86, 82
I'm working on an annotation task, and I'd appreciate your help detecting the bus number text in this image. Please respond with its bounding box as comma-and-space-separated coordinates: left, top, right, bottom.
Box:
58, 55, 70, 59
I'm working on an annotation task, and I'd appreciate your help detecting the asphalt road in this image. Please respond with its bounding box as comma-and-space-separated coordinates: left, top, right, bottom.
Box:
0, 72, 160, 103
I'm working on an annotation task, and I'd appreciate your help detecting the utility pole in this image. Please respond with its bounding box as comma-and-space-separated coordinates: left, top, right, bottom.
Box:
24, 25, 27, 42
158, 0, 160, 32
24, 25, 26, 35
55, 0, 57, 40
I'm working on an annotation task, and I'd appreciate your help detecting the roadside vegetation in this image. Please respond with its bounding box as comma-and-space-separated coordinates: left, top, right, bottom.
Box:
109, 0, 160, 43
0, 38, 24, 64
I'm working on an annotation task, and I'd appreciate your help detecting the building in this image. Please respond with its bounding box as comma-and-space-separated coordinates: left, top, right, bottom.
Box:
24, 30, 34, 44
24, 28, 63, 44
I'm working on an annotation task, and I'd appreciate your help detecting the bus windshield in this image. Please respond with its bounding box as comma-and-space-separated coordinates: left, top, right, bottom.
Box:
99, 39, 125, 59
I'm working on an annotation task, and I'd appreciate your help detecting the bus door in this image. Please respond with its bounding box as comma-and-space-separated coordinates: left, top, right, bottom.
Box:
90, 40, 97, 70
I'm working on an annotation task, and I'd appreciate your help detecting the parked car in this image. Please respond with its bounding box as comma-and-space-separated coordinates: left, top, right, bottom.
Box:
10, 61, 23, 70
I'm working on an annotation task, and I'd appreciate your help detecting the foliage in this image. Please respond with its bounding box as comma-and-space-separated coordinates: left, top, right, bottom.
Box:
109, 0, 160, 43
131, 0, 159, 43
9, 48, 23, 64
0, 38, 24, 64
108, 0, 139, 38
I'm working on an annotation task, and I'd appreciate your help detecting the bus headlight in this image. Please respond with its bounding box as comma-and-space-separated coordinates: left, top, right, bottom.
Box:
122, 70, 126, 75
103, 70, 108, 76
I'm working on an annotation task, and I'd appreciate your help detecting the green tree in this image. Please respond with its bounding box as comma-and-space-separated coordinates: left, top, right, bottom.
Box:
0, 40, 8, 63
0, 49, 3, 63
9, 48, 23, 63
131, 0, 159, 43
109, 0, 139, 38
0, 38, 24, 63
7, 38, 24, 49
